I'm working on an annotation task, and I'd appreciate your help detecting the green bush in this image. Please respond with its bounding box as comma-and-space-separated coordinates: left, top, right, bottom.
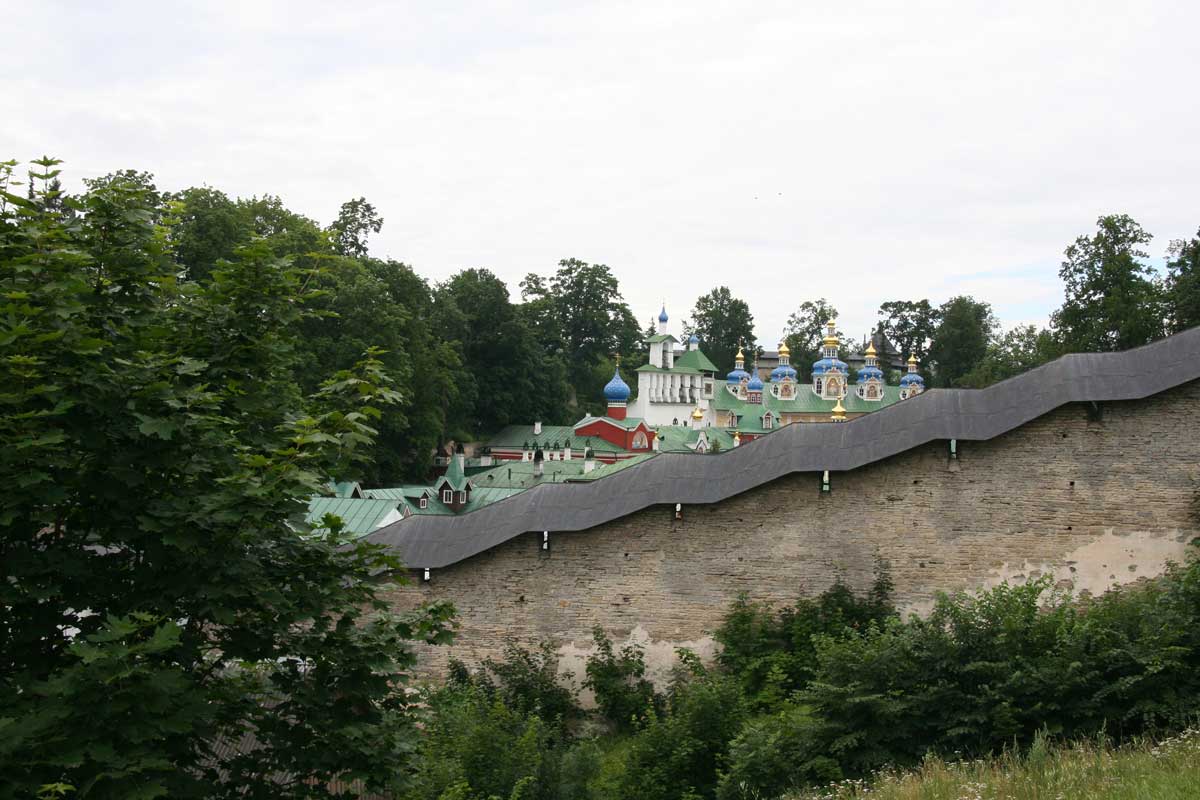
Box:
718, 705, 841, 800
715, 563, 896, 711
801, 559, 1200, 778
582, 627, 662, 731
616, 654, 748, 800
449, 642, 580, 738
407, 684, 563, 800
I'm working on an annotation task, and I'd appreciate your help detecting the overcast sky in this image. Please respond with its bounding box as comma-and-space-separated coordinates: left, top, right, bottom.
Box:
6, 1, 1198, 346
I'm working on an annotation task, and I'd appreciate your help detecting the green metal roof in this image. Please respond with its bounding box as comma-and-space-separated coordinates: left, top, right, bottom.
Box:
572, 414, 647, 432
440, 455, 471, 492
306, 497, 403, 537
485, 424, 627, 453
709, 381, 902, 432
363, 485, 431, 500
653, 425, 735, 453
565, 453, 656, 481
673, 349, 719, 373
646, 333, 677, 344
471, 459, 589, 488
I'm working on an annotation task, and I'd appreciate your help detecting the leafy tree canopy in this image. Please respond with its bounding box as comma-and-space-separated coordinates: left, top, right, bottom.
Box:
1051, 213, 1165, 352
783, 299, 840, 380
685, 287, 757, 375
928, 295, 996, 387
0, 159, 454, 798
1166, 228, 1200, 333
876, 299, 939, 364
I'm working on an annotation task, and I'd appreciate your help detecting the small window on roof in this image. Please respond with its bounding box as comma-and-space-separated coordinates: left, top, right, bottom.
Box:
458, 490, 467, 503
442, 489, 453, 503
419, 497, 427, 509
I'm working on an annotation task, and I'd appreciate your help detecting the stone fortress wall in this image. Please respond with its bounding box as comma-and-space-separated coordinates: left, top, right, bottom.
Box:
378, 380, 1200, 683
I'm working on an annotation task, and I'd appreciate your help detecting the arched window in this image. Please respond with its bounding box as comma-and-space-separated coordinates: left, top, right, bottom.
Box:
814, 378, 823, 394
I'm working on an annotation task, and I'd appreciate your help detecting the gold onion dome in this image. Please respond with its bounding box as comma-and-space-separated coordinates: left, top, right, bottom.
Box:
736, 346, 745, 359
778, 341, 790, 356
865, 342, 877, 356
908, 353, 919, 364
831, 398, 847, 421
691, 407, 704, 421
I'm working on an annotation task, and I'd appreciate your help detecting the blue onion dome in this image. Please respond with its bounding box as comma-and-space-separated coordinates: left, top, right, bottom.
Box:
689, 333, 699, 345
727, 366, 750, 384
747, 372, 764, 392
811, 357, 848, 376
900, 372, 925, 387
603, 367, 631, 401
770, 364, 798, 381
658, 305, 669, 324
857, 365, 884, 383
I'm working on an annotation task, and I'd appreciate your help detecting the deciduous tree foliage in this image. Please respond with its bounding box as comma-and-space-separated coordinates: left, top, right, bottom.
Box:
928, 296, 996, 387
876, 299, 939, 364
957, 324, 1060, 388
1166, 228, 1200, 333
783, 299, 840, 380
436, 268, 571, 435
1052, 214, 1165, 352
0, 160, 454, 798
685, 287, 756, 375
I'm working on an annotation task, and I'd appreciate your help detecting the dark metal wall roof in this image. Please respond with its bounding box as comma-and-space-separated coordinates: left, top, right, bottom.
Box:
365, 327, 1200, 569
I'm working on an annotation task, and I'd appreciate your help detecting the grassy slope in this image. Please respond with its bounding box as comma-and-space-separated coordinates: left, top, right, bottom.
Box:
787, 729, 1200, 800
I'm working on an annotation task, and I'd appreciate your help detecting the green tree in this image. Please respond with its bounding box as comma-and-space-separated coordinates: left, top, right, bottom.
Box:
437, 268, 570, 435
1166, 228, 1200, 333
928, 296, 996, 387
170, 186, 250, 281
1051, 214, 1165, 352
783, 299, 840, 380
957, 324, 1061, 388
520, 259, 640, 408
876, 299, 939, 363
685, 287, 756, 375
328, 196, 384, 258
0, 159, 454, 797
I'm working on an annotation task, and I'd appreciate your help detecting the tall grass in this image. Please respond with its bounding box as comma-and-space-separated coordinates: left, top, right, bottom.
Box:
787, 728, 1200, 800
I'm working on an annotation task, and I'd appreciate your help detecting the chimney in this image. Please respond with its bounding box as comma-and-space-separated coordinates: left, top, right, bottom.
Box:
533, 421, 542, 436
454, 442, 465, 472
583, 447, 595, 474
563, 443, 571, 461
534, 447, 544, 477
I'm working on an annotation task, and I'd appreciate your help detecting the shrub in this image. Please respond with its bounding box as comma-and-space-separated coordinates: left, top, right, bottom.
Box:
715, 562, 896, 711
407, 683, 563, 800
616, 654, 748, 800
717, 704, 841, 800
582, 627, 662, 731
801, 558, 1200, 778
449, 642, 580, 737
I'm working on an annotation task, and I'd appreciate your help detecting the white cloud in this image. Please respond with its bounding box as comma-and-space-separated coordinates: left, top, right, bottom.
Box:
5, 0, 1198, 344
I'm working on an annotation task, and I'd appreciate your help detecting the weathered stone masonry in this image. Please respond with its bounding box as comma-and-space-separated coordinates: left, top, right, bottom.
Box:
379, 381, 1200, 679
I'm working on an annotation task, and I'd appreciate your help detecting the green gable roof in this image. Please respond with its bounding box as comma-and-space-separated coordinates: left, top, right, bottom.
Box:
306, 497, 402, 537
646, 333, 677, 344
673, 349, 719, 373
440, 455, 470, 492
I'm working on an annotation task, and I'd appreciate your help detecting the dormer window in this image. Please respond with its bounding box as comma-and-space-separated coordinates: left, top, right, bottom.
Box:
419, 497, 428, 509
458, 491, 467, 503
763, 413, 773, 430
442, 488, 453, 503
